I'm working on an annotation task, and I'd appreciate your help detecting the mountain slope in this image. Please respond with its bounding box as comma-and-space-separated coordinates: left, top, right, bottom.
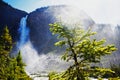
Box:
27, 5, 120, 67
0, 0, 28, 41
27, 5, 95, 53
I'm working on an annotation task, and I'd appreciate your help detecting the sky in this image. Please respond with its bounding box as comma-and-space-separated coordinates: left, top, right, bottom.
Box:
3, 0, 120, 25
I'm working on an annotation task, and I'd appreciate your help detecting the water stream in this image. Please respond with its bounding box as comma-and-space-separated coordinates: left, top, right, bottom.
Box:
17, 15, 119, 80
18, 16, 68, 80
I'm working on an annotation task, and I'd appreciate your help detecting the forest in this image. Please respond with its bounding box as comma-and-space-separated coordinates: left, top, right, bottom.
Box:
0, 27, 31, 80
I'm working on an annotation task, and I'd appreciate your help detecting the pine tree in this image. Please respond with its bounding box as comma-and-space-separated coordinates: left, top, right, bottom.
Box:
0, 27, 31, 80
0, 26, 12, 56
49, 23, 117, 80
0, 26, 13, 79
16, 51, 26, 68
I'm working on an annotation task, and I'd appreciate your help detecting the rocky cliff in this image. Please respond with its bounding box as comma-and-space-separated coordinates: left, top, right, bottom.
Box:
0, 0, 28, 41
27, 5, 95, 53
27, 5, 120, 66
0, 1, 120, 67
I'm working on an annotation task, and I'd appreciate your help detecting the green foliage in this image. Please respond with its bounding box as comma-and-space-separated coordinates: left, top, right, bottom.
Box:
98, 77, 103, 80
49, 23, 117, 80
0, 27, 31, 80
0, 26, 12, 55
16, 51, 26, 68
110, 64, 120, 77
49, 71, 60, 80
90, 67, 114, 78
108, 78, 120, 80
0, 26, 13, 79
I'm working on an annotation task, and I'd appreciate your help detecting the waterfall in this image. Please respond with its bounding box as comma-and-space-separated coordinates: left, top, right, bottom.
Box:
18, 16, 29, 48
17, 16, 118, 80
18, 16, 40, 73
18, 16, 68, 80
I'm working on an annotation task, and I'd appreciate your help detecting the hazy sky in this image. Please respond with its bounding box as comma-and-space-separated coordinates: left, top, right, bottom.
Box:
3, 0, 120, 25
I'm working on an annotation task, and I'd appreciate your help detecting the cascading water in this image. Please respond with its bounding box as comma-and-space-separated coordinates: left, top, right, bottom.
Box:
18, 16, 69, 80
16, 6, 120, 80
17, 15, 119, 80
18, 16, 40, 79
18, 16, 29, 48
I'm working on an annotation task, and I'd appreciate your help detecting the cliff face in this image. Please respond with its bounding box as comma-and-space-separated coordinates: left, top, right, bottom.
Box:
27, 5, 120, 66
1, 0, 119, 66
27, 5, 95, 53
0, 1, 28, 41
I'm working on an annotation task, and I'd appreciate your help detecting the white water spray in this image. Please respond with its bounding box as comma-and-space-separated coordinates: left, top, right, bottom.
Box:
18, 16, 69, 76
17, 11, 119, 80
18, 16, 40, 73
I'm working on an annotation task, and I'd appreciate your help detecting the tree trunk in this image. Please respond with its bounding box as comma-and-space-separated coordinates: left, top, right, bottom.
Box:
68, 40, 85, 80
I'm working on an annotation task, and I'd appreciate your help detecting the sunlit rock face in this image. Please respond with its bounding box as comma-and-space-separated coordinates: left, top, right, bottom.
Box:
27, 5, 95, 53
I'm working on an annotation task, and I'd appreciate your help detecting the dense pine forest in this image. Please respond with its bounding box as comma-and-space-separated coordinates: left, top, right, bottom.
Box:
0, 27, 31, 80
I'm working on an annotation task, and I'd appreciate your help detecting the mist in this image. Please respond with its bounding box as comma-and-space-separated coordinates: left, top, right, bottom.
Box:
3, 0, 120, 25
